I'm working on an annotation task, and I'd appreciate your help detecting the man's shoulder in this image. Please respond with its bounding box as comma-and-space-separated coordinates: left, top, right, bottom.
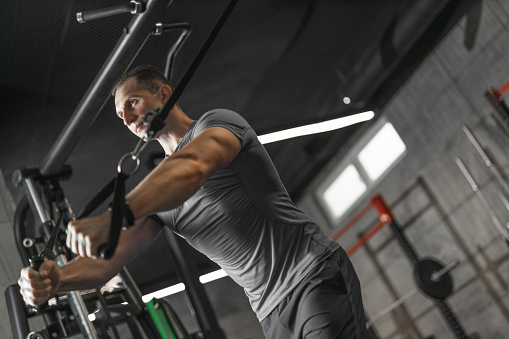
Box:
195, 109, 254, 150
195, 109, 250, 132
198, 108, 243, 122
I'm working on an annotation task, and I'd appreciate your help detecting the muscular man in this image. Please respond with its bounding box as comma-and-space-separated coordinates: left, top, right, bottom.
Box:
19, 65, 372, 338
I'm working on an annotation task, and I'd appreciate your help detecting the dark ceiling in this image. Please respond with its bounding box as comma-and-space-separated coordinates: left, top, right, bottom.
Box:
1, 0, 473, 294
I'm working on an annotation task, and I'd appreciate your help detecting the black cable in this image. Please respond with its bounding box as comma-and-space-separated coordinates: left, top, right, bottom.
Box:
145, 0, 239, 136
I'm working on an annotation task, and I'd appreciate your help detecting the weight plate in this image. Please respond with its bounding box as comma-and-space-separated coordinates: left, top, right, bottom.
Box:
414, 258, 453, 300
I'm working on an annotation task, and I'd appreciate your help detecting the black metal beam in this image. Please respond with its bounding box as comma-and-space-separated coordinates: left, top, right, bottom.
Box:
163, 228, 225, 339
5, 285, 30, 339
40, 0, 173, 176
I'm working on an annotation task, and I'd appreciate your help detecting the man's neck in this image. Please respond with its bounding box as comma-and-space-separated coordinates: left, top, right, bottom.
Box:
155, 108, 194, 156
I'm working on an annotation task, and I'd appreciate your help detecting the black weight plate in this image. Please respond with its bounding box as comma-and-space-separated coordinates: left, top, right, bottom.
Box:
414, 258, 453, 300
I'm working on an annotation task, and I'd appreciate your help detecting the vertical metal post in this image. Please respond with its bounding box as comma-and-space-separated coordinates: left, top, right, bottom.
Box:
388, 218, 468, 338
163, 228, 225, 339
55, 256, 100, 339
435, 300, 468, 339
119, 268, 164, 339
372, 195, 420, 265
5, 285, 30, 339
21, 177, 100, 339
23, 177, 51, 225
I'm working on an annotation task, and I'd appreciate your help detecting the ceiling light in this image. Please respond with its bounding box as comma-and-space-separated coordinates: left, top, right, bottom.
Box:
258, 111, 375, 145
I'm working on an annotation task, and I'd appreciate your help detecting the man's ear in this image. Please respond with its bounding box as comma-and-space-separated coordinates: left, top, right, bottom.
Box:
159, 84, 172, 102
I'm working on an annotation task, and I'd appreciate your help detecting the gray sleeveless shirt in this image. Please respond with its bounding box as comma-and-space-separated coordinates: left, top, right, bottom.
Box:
155, 109, 340, 320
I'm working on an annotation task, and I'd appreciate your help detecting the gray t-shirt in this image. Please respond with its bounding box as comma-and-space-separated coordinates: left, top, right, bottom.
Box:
155, 109, 340, 320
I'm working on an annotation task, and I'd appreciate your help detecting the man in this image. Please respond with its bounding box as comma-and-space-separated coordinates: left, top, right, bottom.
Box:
19, 65, 371, 338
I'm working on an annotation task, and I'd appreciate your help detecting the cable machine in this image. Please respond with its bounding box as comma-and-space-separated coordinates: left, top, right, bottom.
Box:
5, 0, 238, 337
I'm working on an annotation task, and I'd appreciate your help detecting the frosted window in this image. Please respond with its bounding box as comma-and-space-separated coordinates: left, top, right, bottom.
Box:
358, 122, 406, 181
323, 164, 367, 219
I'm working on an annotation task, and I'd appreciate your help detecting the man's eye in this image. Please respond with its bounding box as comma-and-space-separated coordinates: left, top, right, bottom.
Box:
129, 99, 137, 107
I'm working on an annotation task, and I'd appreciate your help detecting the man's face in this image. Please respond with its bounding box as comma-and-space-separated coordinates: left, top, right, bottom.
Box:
114, 77, 163, 138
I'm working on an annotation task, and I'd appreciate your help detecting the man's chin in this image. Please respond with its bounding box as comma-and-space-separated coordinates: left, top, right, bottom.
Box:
133, 126, 160, 141
137, 132, 148, 141
134, 127, 147, 139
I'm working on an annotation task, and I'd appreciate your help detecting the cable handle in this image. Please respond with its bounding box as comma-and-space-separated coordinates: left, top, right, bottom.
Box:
101, 121, 152, 259
143, 106, 165, 140
28, 256, 50, 310
98, 172, 128, 259
117, 152, 141, 177
116, 125, 156, 178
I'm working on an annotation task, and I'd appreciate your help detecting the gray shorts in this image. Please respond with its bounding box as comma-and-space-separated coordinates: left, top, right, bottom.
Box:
260, 248, 374, 339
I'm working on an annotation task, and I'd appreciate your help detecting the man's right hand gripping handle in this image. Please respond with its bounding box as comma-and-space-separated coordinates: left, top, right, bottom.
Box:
18, 260, 60, 307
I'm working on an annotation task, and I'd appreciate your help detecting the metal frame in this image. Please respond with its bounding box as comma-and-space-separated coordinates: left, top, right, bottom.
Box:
9, 0, 229, 337
334, 193, 468, 338
40, 0, 173, 176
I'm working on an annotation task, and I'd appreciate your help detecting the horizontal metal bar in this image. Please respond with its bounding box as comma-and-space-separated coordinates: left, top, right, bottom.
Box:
40, 0, 173, 176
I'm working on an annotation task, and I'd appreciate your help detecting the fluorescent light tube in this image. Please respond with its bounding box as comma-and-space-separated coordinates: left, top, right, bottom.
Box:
141, 269, 228, 302
199, 269, 228, 284
142, 283, 186, 303
258, 111, 375, 145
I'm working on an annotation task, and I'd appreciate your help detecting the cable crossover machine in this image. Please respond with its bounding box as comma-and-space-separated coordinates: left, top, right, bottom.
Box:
5, 0, 238, 338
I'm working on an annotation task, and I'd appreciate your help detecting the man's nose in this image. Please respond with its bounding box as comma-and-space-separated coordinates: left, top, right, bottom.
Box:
123, 112, 137, 126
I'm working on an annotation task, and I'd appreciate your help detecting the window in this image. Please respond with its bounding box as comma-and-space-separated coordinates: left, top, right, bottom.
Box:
358, 122, 406, 181
316, 118, 406, 224
323, 164, 367, 219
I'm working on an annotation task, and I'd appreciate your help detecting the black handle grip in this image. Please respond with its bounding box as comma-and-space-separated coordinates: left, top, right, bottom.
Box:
76, 3, 135, 23
98, 243, 115, 259
28, 256, 49, 310
99, 172, 127, 260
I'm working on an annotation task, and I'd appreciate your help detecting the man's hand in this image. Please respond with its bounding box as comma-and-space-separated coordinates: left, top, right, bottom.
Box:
66, 211, 111, 258
18, 260, 60, 306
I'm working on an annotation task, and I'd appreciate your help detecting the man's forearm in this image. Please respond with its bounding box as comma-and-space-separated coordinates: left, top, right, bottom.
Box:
57, 256, 119, 293
59, 215, 159, 292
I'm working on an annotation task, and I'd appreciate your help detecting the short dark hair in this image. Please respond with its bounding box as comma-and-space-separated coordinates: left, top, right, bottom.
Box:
111, 65, 172, 96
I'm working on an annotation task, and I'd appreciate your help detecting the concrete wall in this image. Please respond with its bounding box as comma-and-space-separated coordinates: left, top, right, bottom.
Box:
299, 1, 509, 338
